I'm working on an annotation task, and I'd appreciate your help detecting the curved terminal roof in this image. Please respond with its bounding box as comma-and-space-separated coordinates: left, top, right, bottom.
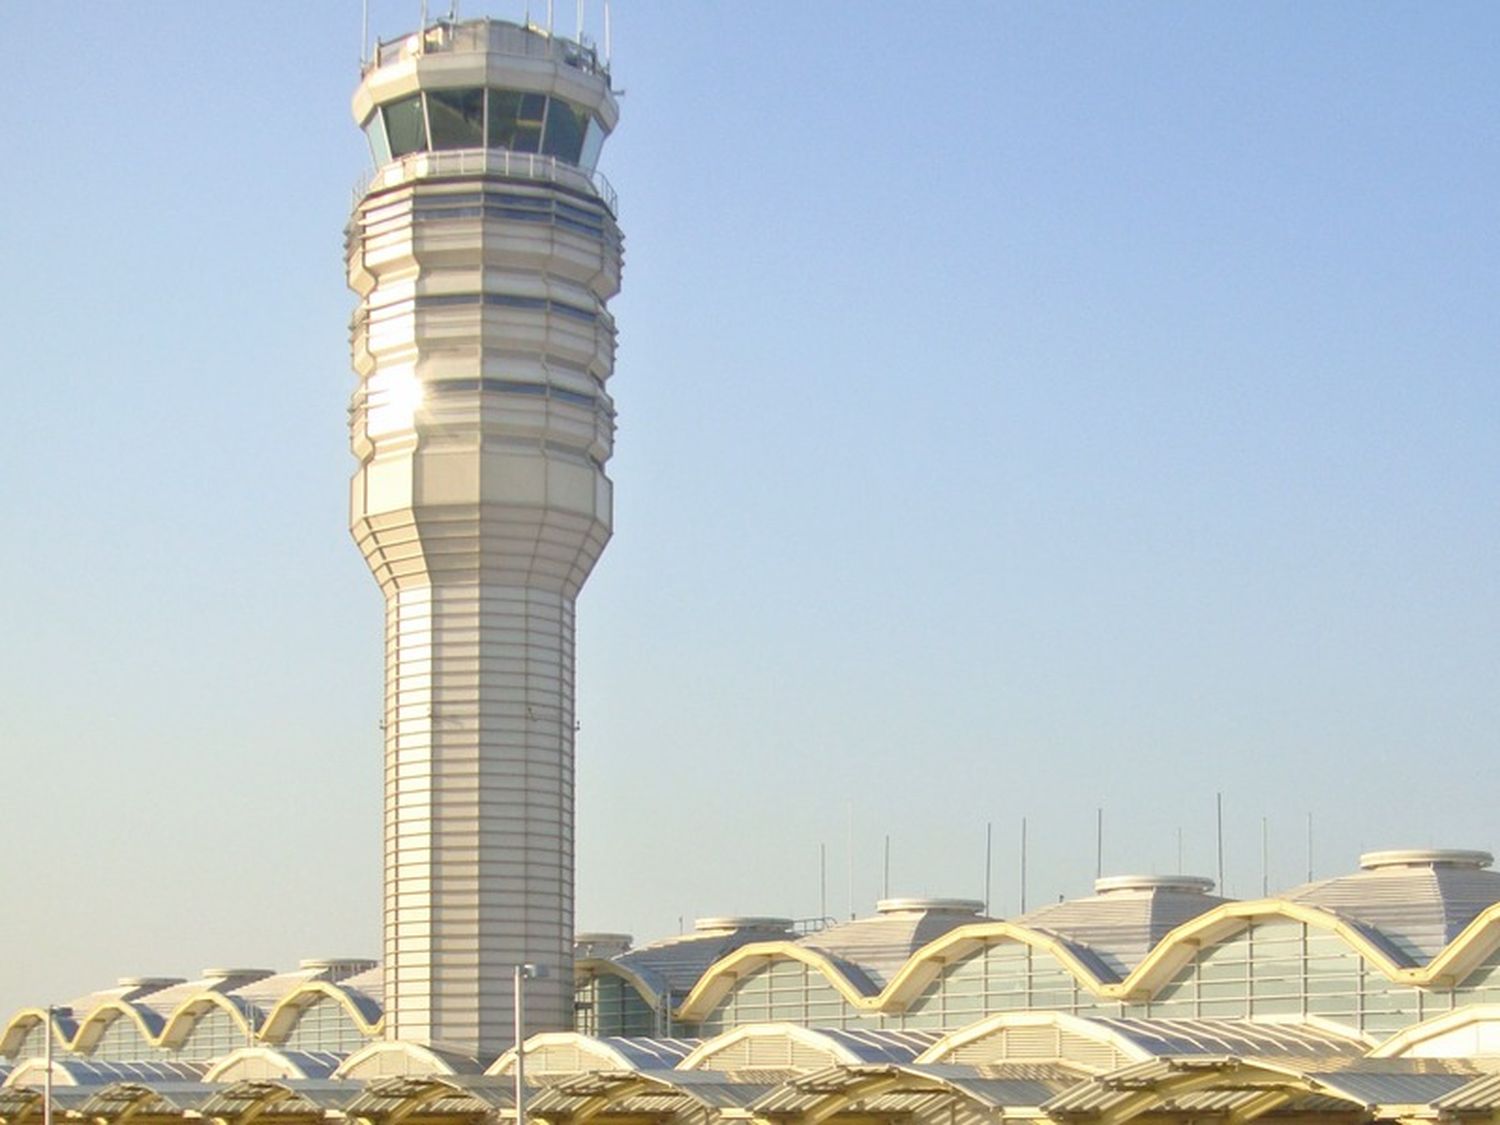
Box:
680, 1025, 941, 1075
0, 959, 381, 1059
919, 1012, 1367, 1074
3, 1058, 208, 1088
1017, 876, 1227, 979
795, 899, 990, 993
487, 1033, 698, 1077
1281, 850, 1500, 964
585, 917, 796, 1003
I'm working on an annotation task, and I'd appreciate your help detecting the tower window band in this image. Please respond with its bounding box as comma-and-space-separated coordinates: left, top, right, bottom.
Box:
372, 88, 604, 170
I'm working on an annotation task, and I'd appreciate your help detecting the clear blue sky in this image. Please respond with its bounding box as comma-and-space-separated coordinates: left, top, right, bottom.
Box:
3, 2, 1497, 1016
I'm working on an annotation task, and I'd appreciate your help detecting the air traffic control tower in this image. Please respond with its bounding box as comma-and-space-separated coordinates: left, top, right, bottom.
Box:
347, 17, 621, 1061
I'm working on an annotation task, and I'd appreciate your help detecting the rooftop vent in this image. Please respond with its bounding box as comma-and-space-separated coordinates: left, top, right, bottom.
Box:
1094, 875, 1216, 895
693, 916, 793, 933
875, 897, 987, 915
298, 958, 377, 978
116, 977, 185, 990
575, 933, 633, 956
1359, 849, 1493, 871
200, 968, 274, 981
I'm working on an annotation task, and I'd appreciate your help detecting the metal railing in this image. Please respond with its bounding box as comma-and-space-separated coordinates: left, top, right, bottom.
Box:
368, 18, 608, 81
353, 149, 617, 216
791, 916, 838, 936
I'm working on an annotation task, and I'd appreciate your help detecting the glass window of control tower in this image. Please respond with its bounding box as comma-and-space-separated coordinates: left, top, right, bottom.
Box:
366, 108, 392, 164
429, 88, 484, 149
383, 94, 427, 157
542, 98, 588, 164
488, 90, 547, 153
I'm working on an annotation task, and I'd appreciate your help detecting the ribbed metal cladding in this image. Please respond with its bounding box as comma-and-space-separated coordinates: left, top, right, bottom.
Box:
347, 19, 621, 1061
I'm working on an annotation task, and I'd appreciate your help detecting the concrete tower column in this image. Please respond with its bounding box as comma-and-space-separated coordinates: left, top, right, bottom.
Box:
346, 18, 621, 1062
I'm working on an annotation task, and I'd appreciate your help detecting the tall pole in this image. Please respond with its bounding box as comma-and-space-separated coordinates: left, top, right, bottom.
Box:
819, 843, 827, 921
1216, 792, 1225, 894
514, 966, 527, 1125
846, 803, 855, 920
1095, 807, 1103, 880
984, 821, 993, 915
1307, 812, 1314, 882
1261, 816, 1269, 897
883, 834, 891, 899
1019, 817, 1029, 914
42, 1006, 53, 1125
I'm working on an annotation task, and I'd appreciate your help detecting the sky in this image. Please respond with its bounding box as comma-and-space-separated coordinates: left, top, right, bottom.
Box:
2, 1, 1497, 1018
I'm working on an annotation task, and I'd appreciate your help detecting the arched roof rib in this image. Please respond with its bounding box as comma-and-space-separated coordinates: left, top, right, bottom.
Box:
199, 1078, 359, 1119
2, 981, 382, 1061
204, 1047, 346, 1082
1045, 1056, 1487, 1125
526, 1068, 776, 1124
3, 1058, 209, 1089
1285, 856, 1500, 963
487, 1033, 697, 1077
259, 981, 384, 1043
751, 1062, 1068, 1123
344, 1074, 514, 1120
679, 1024, 939, 1074
0, 1010, 75, 1059
674, 899, 1500, 1022
572, 959, 665, 1014
917, 1012, 1368, 1075
577, 920, 799, 1013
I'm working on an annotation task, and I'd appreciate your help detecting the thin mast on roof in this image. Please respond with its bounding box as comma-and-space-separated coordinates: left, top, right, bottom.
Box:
819, 842, 827, 922
1095, 807, 1103, 880
1216, 791, 1225, 894
984, 821, 993, 915
1262, 816, 1270, 897
576, 0, 584, 40
1307, 811, 1314, 881
846, 803, 855, 920
603, 0, 612, 64
1019, 816, 1029, 913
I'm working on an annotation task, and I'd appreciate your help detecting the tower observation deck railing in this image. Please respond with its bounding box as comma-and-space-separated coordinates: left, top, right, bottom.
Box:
367, 18, 609, 80
354, 148, 618, 216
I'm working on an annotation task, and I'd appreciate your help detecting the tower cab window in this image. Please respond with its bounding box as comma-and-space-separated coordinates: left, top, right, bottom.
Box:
367, 89, 602, 170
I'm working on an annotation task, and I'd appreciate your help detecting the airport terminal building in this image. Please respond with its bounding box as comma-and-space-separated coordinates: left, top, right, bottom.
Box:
8, 13, 1498, 1125
11, 849, 1500, 1125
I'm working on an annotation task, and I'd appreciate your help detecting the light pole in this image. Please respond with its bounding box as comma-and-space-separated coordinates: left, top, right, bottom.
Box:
513, 964, 547, 1125
42, 1005, 54, 1125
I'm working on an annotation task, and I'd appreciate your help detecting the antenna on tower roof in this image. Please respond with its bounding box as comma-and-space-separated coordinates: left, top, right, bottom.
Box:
547, 0, 554, 33
603, 0, 612, 64
576, 0, 584, 40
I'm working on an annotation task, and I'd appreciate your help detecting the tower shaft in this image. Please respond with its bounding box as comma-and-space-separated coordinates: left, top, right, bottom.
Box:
348, 19, 620, 1061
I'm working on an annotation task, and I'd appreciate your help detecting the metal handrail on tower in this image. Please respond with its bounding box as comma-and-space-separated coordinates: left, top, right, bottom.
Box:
355, 150, 617, 216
